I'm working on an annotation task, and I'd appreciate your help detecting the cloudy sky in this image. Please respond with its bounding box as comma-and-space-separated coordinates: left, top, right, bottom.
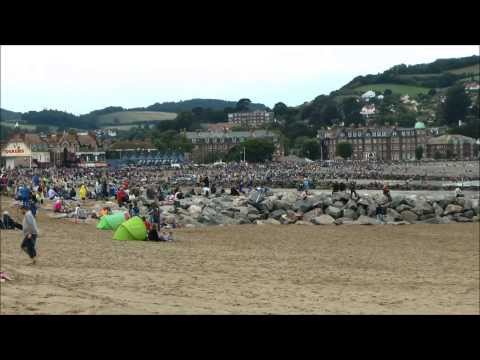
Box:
1, 45, 478, 115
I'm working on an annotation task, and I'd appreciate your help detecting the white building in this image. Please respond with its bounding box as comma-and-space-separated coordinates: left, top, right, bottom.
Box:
361, 90, 376, 100
1, 133, 51, 169
360, 104, 376, 117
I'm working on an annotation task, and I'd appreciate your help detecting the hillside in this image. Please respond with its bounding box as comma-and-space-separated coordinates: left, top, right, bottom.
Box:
340, 55, 479, 93
348, 84, 431, 97
0, 108, 22, 122
96, 111, 177, 127
133, 98, 268, 112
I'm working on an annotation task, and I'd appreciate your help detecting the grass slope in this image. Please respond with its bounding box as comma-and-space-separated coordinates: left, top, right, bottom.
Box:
97, 111, 177, 126
352, 83, 431, 96
447, 64, 480, 76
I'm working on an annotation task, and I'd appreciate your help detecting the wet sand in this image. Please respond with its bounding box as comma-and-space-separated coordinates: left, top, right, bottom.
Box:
1, 197, 478, 314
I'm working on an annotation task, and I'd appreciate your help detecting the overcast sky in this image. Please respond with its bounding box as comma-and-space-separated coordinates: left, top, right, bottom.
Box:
1, 45, 478, 115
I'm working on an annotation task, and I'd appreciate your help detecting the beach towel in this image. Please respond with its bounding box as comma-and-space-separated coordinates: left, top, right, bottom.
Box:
113, 216, 147, 241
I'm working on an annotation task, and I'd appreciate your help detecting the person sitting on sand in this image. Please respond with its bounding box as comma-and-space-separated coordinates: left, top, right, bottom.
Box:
148, 224, 160, 241
53, 198, 63, 213
3, 211, 23, 230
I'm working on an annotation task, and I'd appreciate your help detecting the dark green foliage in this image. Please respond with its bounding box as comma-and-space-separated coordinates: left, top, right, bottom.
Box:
21, 110, 98, 130
335, 142, 353, 159
154, 130, 193, 154
139, 98, 267, 113
441, 85, 471, 125
226, 138, 275, 163
236, 98, 252, 112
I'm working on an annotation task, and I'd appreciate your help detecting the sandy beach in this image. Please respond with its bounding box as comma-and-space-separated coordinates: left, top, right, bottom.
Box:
1, 196, 478, 314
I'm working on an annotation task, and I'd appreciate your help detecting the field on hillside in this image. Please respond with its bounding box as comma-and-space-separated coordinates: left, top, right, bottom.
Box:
97, 111, 177, 126
1, 196, 478, 315
447, 64, 480, 76
353, 84, 430, 96
1, 122, 40, 130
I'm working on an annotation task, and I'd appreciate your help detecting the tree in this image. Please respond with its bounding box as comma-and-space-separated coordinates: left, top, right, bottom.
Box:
428, 88, 437, 96
442, 85, 471, 126
415, 145, 424, 160
236, 98, 251, 112
384, 89, 393, 96
335, 142, 353, 159
273, 102, 288, 117
226, 138, 275, 163
299, 138, 321, 159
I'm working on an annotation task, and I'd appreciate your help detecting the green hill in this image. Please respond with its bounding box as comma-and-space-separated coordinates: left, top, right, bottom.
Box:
134, 98, 268, 112
96, 111, 177, 127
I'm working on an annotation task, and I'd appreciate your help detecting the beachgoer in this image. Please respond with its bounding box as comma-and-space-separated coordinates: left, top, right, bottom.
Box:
20, 204, 39, 265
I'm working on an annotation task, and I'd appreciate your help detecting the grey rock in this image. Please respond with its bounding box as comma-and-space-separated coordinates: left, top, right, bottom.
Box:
396, 204, 413, 213
387, 208, 402, 221
463, 210, 475, 219
411, 201, 434, 215
401, 210, 418, 223
292, 199, 315, 213
247, 213, 261, 222
355, 215, 378, 225
453, 215, 472, 223
333, 201, 345, 209
312, 214, 335, 225
188, 205, 203, 216
418, 213, 436, 220
272, 199, 291, 211
357, 197, 370, 207
270, 209, 287, 220
302, 208, 323, 222
358, 206, 367, 216
247, 190, 265, 205
472, 216, 479, 222
443, 204, 463, 215
326, 206, 343, 219
342, 208, 358, 220
345, 199, 358, 210
295, 220, 314, 226
432, 202, 444, 217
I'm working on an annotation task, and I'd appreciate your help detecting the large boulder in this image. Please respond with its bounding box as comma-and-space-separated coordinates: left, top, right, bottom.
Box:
444, 204, 464, 215
326, 206, 343, 219
312, 214, 335, 225
345, 199, 358, 210
432, 202, 444, 217
303, 208, 323, 222
463, 210, 475, 219
342, 208, 358, 220
411, 200, 434, 215
279, 192, 298, 204
357, 197, 370, 207
333, 201, 345, 209
417, 217, 451, 224
471, 199, 479, 215
418, 213, 437, 221
292, 199, 315, 213
272, 199, 291, 211
462, 199, 473, 211
355, 215, 378, 225
452, 215, 472, 223
401, 210, 418, 223
396, 204, 413, 213
390, 195, 407, 209
188, 204, 203, 216
295, 220, 314, 226
387, 208, 402, 221
247, 213, 261, 222
257, 218, 281, 225
270, 209, 287, 220
438, 196, 456, 209
358, 206, 367, 216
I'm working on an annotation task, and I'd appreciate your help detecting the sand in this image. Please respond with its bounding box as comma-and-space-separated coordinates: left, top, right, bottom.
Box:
1, 197, 479, 314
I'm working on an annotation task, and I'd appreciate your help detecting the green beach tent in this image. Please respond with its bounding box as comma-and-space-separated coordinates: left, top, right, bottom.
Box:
113, 216, 147, 241
96, 212, 127, 230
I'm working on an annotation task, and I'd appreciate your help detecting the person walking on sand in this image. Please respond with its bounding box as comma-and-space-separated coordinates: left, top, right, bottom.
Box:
20, 204, 39, 265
